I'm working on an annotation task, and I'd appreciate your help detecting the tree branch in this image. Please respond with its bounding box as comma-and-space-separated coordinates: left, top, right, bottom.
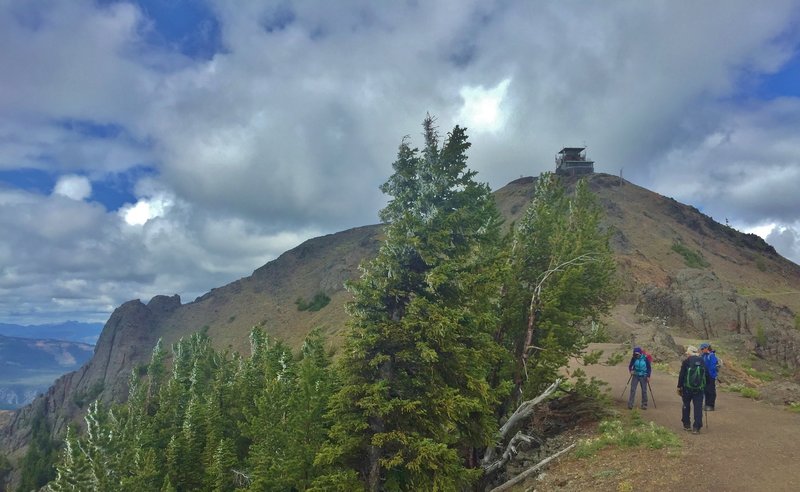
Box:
481, 379, 561, 468
489, 443, 576, 492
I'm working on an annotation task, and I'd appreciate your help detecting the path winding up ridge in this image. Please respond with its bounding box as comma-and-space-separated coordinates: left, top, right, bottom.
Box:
582, 343, 800, 492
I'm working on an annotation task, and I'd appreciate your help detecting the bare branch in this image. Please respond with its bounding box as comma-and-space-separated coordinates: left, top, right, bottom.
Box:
489, 443, 576, 492
481, 379, 561, 468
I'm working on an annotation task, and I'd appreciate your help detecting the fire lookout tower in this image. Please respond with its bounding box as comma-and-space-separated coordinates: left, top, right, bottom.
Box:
555, 147, 594, 176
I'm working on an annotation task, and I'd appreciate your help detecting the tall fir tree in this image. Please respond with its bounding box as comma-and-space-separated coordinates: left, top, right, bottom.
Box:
317, 116, 505, 490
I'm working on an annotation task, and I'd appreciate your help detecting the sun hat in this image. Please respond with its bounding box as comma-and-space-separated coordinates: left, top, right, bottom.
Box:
633, 346, 643, 354
699, 342, 710, 350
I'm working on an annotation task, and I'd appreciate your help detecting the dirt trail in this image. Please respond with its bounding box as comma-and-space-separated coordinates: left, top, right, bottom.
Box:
580, 343, 800, 492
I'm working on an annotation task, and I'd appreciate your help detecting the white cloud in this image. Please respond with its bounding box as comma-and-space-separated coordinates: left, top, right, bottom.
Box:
457, 79, 511, 133
120, 195, 172, 226
53, 175, 92, 201
2, 1, 800, 323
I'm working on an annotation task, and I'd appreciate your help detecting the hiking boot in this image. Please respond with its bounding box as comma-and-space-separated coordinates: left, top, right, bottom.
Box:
705, 405, 714, 411
683, 426, 691, 432
640, 406, 647, 410
691, 428, 700, 434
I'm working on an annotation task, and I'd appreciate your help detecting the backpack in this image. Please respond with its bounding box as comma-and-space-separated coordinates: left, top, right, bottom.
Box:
633, 356, 648, 376
643, 350, 653, 363
685, 357, 706, 391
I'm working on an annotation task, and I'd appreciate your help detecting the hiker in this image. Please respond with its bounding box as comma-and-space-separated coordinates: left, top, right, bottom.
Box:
678, 345, 706, 434
700, 342, 719, 411
627, 346, 651, 410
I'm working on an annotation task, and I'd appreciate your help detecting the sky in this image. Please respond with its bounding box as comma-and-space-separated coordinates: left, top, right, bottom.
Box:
1, 1, 800, 326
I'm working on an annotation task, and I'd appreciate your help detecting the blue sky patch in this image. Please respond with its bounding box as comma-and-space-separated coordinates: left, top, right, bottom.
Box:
101, 0, 224, 60
756, 51, 800, 99
0, 166, 157, 211
91, 165, 158, 211
0, 168, 54, 195
56, 119, 125, 139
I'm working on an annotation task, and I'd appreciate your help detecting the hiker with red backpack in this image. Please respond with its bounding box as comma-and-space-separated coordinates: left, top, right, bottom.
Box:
678, 345, 706, 434
627, 346, 652, 410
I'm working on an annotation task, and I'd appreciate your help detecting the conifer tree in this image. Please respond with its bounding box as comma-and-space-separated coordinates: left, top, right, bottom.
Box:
501, 173, 618, 398
318, 116, 505, 490
48, 427, 95, 491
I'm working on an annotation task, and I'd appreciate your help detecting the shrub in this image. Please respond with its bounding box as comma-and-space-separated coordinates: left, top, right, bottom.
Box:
72, 381, 105, 408
744, 366, 773, 382
740, 387, 760, 399
296, 292, 331, 312
671, 242, 709, 268
755, 324, 767, 347
574, 417, 681, 458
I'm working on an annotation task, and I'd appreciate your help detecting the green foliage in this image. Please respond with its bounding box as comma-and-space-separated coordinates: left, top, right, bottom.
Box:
582, 350, 604, 365
296, 292, 331, 312
16, 401, 58, 492
71, 380, 105, 408
756, 323, 768, 346
744, 366, 774, 382
47, 328, 335, 492
671, 241, 710, 268
787, 402, 800, 414
794, 314, 800, 331
606, 351, 626, 366
755, 256, 767, 272
740, 387, 761, 399
499, 174, 619, 399
724, 383, 761, 400
318, 117, 506, 489
0, 453, 11, 487
574, 417, 681, 458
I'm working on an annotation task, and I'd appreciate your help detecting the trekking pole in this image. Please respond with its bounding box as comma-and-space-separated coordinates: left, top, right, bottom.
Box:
705, 405, 709, 430
647, 380, 657, 409
620, 374, 632, 399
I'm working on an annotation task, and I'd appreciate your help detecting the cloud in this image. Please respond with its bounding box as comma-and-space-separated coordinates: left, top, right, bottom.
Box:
766, 225, 800, 265
53, 175, 92, 201
457, 79, 511, 133
1, 0, 800, 324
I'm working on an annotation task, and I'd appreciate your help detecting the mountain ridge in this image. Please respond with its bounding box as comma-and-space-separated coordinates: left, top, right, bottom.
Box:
2, 172, 799, 479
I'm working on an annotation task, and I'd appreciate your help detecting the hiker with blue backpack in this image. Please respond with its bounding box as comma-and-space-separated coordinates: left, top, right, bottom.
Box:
678, 345, 706, 434
700, 342, 719, 411
627, 346, 651, 410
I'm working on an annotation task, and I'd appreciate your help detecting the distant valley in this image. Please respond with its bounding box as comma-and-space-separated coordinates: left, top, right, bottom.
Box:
0, 334, 95, 409
0, 321, 104, 345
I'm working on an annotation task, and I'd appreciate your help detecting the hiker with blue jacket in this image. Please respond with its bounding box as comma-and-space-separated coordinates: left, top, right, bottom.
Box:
627, 346, 651, 410
700, 342, 719, 411
678, 345, 706, 434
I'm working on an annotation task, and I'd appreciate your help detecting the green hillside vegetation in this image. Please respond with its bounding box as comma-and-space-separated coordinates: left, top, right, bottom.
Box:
44, 118, 617, 491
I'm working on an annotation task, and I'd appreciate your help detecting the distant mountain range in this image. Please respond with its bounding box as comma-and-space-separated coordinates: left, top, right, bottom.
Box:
0, 321, 104, 345
0, 334, 95, 409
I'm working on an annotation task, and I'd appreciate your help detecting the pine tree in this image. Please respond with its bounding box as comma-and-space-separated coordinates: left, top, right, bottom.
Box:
501, 173, 618, 398
208, 438, 237, 492
47, 427, 95, 491
318, 116, 505, 490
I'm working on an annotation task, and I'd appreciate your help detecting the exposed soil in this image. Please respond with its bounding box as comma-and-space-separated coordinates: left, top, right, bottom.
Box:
521, 343, 800, 492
